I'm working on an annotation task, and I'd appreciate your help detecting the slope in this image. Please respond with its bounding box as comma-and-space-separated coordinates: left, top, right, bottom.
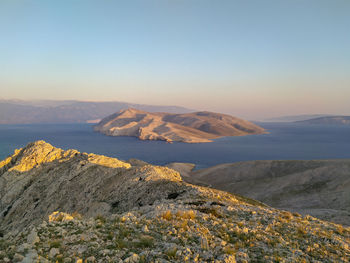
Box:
190, 160, 350, 225
0, 142, 349, 262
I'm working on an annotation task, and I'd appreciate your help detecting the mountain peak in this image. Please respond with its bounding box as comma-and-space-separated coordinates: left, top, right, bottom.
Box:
0, 140, 130, 173
0, 140, 63, 172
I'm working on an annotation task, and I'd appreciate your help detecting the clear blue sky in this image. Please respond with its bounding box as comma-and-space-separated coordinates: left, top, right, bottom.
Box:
0, 0, 349, 119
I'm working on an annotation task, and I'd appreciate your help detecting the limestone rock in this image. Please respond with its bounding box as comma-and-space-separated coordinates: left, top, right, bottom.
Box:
49, 247, 59, 258
13, 253, 24, 262
27, 229, 39, 245
124, 253, 140, 263
0, 141, 349, 263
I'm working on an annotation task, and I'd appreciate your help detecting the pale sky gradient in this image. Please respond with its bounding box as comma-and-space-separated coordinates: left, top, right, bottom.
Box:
1, 0, 349, 119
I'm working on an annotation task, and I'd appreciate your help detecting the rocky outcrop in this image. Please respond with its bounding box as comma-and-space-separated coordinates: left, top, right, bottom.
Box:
189, 159, 350, 225
0, 141, 349, 262
0, 141, 183, 234
94, 108, 266, 143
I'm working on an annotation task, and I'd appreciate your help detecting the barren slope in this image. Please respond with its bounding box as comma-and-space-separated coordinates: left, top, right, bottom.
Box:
190, 160, 350, 225
94, 108, 266, 143
0, 142, 349, 262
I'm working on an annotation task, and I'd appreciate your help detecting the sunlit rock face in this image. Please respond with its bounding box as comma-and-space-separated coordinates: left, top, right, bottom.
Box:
0, 141, 349, 262
0, 141, 181, 234
94, 108, 266, 143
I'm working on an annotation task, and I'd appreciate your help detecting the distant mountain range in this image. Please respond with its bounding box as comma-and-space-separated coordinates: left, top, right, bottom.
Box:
264, 114, 334, 122
94, 108, 266, 143
296, 116, 350, 125
0, 99, 193, 124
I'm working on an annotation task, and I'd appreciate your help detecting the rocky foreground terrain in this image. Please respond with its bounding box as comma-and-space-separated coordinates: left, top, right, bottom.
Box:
0, 141, 349, 262
188, 160, 350, 226
94, 109, 265, 143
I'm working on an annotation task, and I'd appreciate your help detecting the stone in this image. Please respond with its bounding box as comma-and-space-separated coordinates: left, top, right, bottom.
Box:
17, 243, 30, 253
20, 249, 39, 263
86, 256, 96, 262
13, 253, 24, 262
49, 248, 59, 258
124, 253, 140, 263
27, 229, 39, 245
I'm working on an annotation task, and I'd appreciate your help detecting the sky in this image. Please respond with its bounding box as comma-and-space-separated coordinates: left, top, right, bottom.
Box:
0, 0, 349, 119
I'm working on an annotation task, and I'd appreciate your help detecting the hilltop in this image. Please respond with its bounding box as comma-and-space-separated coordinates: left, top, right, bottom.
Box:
188, 160, 350, 226
0, 141, 349, 262
94, 109, 266, 143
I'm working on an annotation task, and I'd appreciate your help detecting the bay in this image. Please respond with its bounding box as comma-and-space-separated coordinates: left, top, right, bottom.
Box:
1, 123, 350, 169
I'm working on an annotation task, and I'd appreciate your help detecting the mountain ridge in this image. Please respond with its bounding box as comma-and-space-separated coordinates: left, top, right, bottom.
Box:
0, 100, 193, 124
263, 114, 334, 122
296, 116, 350, 125
0, 141, 349, 262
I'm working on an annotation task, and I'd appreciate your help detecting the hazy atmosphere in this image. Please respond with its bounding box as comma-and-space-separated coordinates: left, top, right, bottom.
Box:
1, 1, 350, 261
1, 0, 349, 119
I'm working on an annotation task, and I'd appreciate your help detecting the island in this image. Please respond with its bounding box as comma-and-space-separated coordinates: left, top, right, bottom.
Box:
94, 108, 266, 143
296, 116, 350, 125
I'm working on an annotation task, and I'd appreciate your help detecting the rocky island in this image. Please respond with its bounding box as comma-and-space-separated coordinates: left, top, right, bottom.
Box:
94, 108, 266, 143
0, 141, 349, 262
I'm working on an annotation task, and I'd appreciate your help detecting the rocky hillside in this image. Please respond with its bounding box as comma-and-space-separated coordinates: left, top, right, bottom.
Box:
189, 160, 350, 226
95, 109, 266, 143
0, 142, 349, 262
296, 116, 350, 125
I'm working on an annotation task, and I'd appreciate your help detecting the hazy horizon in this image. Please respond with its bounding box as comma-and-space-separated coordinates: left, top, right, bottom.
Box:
0, 97, 346, 121
1, 0, 349, 120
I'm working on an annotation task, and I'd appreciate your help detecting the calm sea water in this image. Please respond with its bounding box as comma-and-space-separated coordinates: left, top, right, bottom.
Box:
0, 123, 350, 169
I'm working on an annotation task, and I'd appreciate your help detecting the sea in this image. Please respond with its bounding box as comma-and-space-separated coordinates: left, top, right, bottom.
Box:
1, 123, 350, 170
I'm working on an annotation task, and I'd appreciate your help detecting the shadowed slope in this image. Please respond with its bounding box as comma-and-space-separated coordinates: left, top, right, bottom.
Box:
190, 160, 350, 225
